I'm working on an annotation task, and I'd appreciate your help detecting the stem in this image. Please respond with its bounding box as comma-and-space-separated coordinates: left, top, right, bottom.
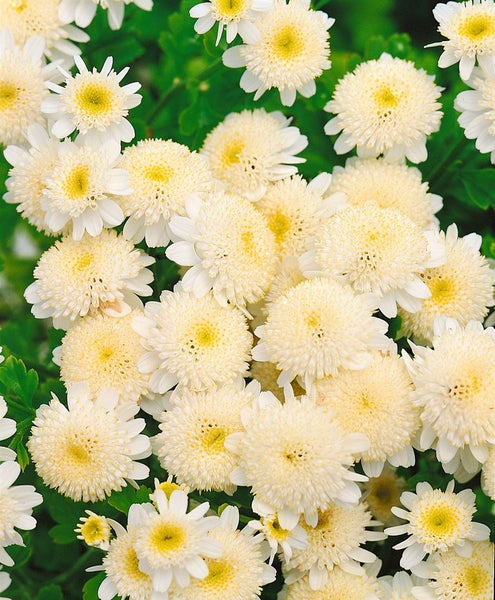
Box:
428, 135, 469, 185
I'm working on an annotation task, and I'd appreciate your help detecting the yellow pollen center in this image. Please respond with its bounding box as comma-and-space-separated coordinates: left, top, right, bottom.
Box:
459, 14, 495, 40
430, 276, 455, 303
158, 481, 181, 499
359, 391, 374, 410
463, 565, 490, 594
67, 442, 90, 464
124, 546, 149, 581
240, 229, 258, 256
200, 558, 234, 589
9, 0, 25, 9
77, 83, 114, 116
202, 426, 226, 453
72, 251, 93, 272
64, 165, 91, 200
0, 83, 17, 111
272, 25, 304, 60
213, 0, 247, 19
268, 211, 291, 244
220, 139, 245, 167
265, 517, 291, 541
150, 522, 186, 555
80, 517, 106, 543
98, 346, 114, 361
144, 164, 174, 183
194, 323, 218, 347
420, 504, 460, 539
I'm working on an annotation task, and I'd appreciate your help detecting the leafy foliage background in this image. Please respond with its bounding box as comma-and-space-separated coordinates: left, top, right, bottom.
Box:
0, 1, 494, 597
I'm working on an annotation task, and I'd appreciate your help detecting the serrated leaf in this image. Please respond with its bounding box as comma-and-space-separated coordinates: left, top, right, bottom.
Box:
107, 485, 152, 514
0, 356, 38, 409
82, 573, 105, 600
36, 584, 64, 600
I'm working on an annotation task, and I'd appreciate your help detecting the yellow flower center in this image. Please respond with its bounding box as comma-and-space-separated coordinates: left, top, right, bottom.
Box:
265, 516, 291, 541
419, 503, 460, 540
199, 558, 235, 589
72, 251, 93, 272
64, 165, 91, 200
77, 82, 114, 116
202, 426, 226, 453
9, 0, 25, 9
212, 0, 248, 20
374, 85, 400, 110
123, 545, 149, 582
67, 441, 91, 464
463, 564, 490, 595
194, 323, 219, 348
220, 139, 245, 167
448, 370, 485, 403
98, 345, 114, 362
240, 229, 258, 257
144, 164, 174, 183
0, 82, 17, 111
80, 515, 107, 544
268, 211, 291, 245
272, 25, 305, 61
459, 14, 495, 41
158, 481, 182, 499
150, 522, 186, 555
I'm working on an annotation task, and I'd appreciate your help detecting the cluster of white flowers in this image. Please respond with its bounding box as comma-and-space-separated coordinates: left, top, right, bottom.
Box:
0, 0, 494, 598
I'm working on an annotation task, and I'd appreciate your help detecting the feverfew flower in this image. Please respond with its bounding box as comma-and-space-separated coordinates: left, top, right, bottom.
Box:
0, 460, 43, 567
399, 224, 495, 344
223, 0, 333, 106
166, 193, 278, 309
120, 139, 212, 248
201, 109, 307, 201
412, 540, 494, 600
28, 386, 151, 502
252, 277, 390, 389
362, 468, 407, 527
59, 0, 153, 31
0, 397, 16, 462
315, 351, 420, 477
25, 230, 154, 329
428, 0, 495, 80
481, 445, 495, 499
0, 0, 88, 64
455, 66, 495, 162
3, 125, 62, 235
190, 0, 273, 45
41, 138, 128, 240
133, 289, 253, 393
75, 510, 112, 550
405, 319, 495, 473
385, 481, 490, 571
226, 393, 370, 529
379, 571, 424, 599
171, 505, 276, 599
0, 29, 52, 146
303, 203, 445, 318
132, 489, 222, 593
324, 53, 443, 163
54, 310, 151, 403
327, 158, 443, 229
154, 381, 260, 494
42, 56, 142, 144
285, 503, 386, 589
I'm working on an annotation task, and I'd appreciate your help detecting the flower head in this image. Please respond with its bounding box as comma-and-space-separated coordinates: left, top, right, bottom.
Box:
59, 0, 153, 31
75, 510, 112, 550
325, 53, 443, 163
362, 467, 407, 527
481, 445, 495, 499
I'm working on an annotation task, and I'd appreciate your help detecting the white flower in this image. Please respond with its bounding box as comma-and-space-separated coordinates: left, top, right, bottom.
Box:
385, 480, 490, 571
41, 138, 128, 240
428, 0, 495, 80
42, 56, 142, 144
378, 571, 425, 600
190, 0, 273, 45
28, 385, 151, 502
0, 460, 43, 567
481, 445, 495, 499
59, 0, 153, 31
223, 0, 333, 106
0, 397, 16, 462
75, 510, 112, 551
325, 53, 443, 163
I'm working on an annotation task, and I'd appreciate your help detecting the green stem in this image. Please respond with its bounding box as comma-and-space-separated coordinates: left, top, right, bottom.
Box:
428, 135, 470, 185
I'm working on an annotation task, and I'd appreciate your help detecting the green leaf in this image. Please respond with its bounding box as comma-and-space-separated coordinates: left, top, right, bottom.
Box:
48, 523, 78, 546
459, 169, 495, 210
15, 441, 30, 470
107, 484, 152, 514
82, 573, 105, 600
0, 356, 38, 411
36, 584, 64, 600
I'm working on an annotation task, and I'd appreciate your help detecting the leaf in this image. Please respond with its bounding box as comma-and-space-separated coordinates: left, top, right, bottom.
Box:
15, 441, 30, 470
49, 523, 79, 546
459, 169, 495, 210
107, 484, 152, 514
36, 584, 64, 600
0, 356, 38, 411
82, 573, 105, 600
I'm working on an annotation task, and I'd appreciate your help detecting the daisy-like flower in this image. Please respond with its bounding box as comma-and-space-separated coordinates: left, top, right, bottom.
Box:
154, 380, 260, 494
59, 0, 153, 31
27, 385, 151, 502
0, 0, 88, 64
304, 203, 446, 318
399, 224, 494, 344
25, 229, 154, 329
42, 56, 141, 144
223, 0, 333, 106
252, 277, 390, 389
0, 460, 43, 567
190, 0, 272, 45
411, 540, 494, 600
283, 563, 383, 600
455, 66, 495, 162
41, 138, 128, 239
226, 393, 370, 529
362, 468, 407, 527
132, 489, 222, 593
481, 445, 495, 499
0, 397, 17, 462
201, 109, 307, 201
75, 510, 112, 550
170, 505, 276, 599
327, 158, 443, 229
379, 571, 425, 599
255, 173, 342, 260
385, 481, 490, 571
285, 502, 386, 589
54, 310, 151, 403
324, 53, 443, 163
133, 288, 253, 393
0, 29, 54, 146
166, 193, 278, 309
315, 351, 420, 477
405, 319, 495, 473
248, 498, 308, 564
119, 139, 212, 248
428, 0, 495, 80
3, 125, 62, 235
